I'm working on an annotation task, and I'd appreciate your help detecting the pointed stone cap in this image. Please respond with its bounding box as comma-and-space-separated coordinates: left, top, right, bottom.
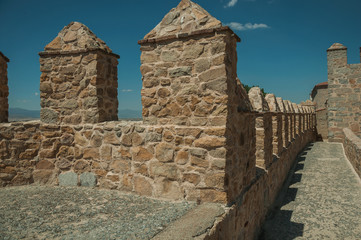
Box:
144, 0, 221, 39
292, 103, 300, 113
248, 87, 269, 112
265, 94, 280, 112
327, 43, 347, 51
140, 0, 240, 43
43, 22, 117, 56
276, 97, 286, 113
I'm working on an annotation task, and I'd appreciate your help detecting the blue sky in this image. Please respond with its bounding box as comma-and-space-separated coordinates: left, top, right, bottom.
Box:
0, 0, 360, 111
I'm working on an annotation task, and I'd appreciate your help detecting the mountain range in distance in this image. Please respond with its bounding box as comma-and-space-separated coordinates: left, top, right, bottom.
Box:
8, 108, 142, 121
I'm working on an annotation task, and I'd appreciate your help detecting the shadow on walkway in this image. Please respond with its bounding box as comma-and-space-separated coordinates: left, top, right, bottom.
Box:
258, 143, 314, 240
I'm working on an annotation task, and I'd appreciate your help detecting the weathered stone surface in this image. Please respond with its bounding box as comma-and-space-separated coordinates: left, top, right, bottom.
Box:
169, 67, 192, 77
194, 136, 225, 149
175, 150, 189, 165
80, 172, 97, 187
134, 176, 152, 196
248, 87, 270, 112
36, 160, 55, 170
74, 160, 91, 173
132, 147, 153, 162
265, 94, 280, 112
83, 148, 100, 160
155, 142, 174, 162
150, 162, 178, 180
156, 179, 183, 200
40, 109, 59, 124
58, 172, 78, 186
33, 170, 55, 184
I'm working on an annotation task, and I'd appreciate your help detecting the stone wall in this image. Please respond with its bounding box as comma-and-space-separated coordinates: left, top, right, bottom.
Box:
205, 118, 316, 240
0, 121, 41, 186
343, 128, 361, 178
39, 22, 119, 124
0, 0, 318, 239
327, 43, 361, 142
0, 52, 9, 123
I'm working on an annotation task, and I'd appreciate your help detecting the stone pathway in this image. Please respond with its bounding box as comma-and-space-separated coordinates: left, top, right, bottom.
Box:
0, 186, 197, 240
260, 142, 361, 240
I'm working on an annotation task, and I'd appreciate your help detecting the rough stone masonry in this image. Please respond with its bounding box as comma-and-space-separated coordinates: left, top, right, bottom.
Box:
327, 43, 361, 142
39, 22, 119, 124
0, 0, 318, 239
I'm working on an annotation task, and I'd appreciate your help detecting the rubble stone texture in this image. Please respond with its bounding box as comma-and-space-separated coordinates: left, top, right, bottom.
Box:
0, 52, 9, 123
327, 43, 361, 142
39, 22, 119, 124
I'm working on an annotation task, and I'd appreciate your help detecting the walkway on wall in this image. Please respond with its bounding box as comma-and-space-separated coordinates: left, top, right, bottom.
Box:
260, 142, 361, 239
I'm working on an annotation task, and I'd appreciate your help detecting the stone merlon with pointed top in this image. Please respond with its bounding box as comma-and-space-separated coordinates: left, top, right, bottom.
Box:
39, 22, 119, 124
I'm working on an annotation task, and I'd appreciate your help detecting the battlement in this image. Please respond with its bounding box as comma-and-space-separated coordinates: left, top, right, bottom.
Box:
0, 1, 317, 239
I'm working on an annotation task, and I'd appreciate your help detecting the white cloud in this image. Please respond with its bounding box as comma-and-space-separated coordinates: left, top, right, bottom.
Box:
225, 0, 238, 8
226, 22, 270, 31
120, 89, 133, 92
34, 92, 39, 96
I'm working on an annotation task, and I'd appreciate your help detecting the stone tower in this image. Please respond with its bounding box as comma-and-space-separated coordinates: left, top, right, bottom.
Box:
0, 52, 9, 123
138, 0, 255, 203
39, 22, 119, 124
327, 43, 361, 142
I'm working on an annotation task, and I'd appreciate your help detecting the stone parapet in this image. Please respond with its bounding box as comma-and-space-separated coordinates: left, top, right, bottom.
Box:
0, 121, 41, 186
0, 1, 319, 239
343, 128, 361, 179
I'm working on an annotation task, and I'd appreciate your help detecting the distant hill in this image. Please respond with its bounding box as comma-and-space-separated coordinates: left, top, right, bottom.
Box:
118, 109, 142, 120
9, 108, 40, 121
8, 108, 142, 121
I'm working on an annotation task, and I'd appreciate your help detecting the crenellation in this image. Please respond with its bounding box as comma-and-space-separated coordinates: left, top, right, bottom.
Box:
249, 88, 273, 169
0, 1, 318, 239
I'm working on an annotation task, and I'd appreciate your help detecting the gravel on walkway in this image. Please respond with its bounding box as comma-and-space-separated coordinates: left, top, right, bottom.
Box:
0, 186, 196, 240
260, 142, 361, 240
